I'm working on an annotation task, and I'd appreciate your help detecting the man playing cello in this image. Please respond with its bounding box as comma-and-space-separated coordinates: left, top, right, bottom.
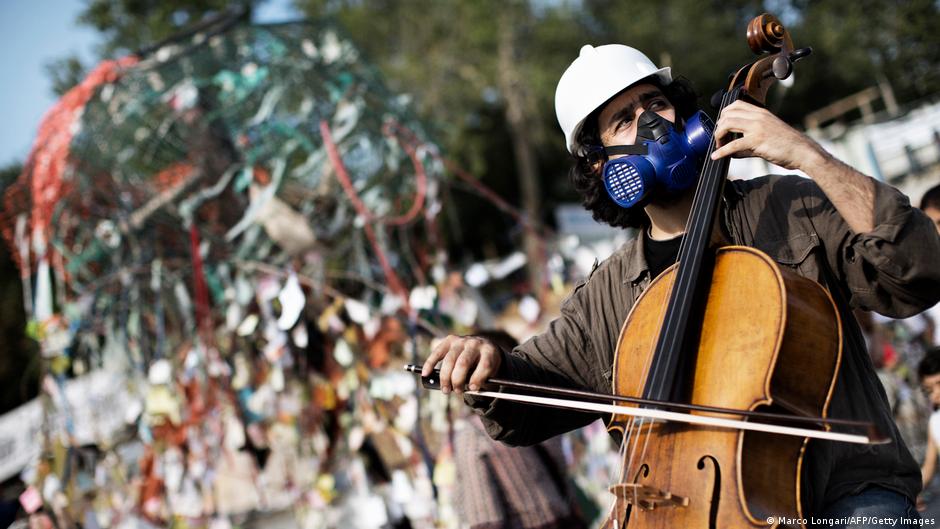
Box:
422, 42, 940, 526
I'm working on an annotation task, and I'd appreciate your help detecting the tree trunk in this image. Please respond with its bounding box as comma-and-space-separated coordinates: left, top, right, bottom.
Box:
497, 10, 545, 301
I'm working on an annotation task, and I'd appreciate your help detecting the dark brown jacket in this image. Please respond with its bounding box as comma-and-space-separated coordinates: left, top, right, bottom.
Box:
469, 174, 940, 514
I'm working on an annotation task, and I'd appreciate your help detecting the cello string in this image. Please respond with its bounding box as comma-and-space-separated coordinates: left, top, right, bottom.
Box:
618, 90, 732, 490
641, 90, 731, 394
627, 92, 728, 407
617, 86, 739, 502
670, 89, 733, 277
619, 88, 736, 493
617, 86, 735, 479
638, 88, 736, 398
620, 267, 680, 488
619, 418, 636, 481
627, 90, 737, 489
620, 268, 682, 494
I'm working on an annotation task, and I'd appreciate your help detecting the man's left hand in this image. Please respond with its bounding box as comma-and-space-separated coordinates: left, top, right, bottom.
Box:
710, 100, 825, 171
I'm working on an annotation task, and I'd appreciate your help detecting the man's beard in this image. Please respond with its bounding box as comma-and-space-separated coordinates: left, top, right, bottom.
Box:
645, 180, 697, 207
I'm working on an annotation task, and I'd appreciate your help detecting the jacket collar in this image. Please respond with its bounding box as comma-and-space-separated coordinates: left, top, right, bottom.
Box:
620, 181, 745, 285
621, 230, 649, 284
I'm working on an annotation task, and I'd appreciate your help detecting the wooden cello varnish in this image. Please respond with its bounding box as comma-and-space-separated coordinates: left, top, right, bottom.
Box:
607, 247, 841, 528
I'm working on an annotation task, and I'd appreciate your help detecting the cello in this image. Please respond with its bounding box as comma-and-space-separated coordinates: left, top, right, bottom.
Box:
408, 13, 886, 529
605, 13, 834, 528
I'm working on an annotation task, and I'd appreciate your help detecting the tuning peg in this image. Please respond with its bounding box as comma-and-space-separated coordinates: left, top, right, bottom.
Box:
769, 48, 813, 80
789, 47, 812, 63
772, 56, 793, 80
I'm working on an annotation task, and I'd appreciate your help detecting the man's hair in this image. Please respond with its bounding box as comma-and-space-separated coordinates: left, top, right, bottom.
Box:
568, 77, 700, 229
920, 183, 940, 211
918, 347, 940, 379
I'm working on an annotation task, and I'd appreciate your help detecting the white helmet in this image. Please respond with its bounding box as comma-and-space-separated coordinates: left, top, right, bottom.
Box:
555, 44, 672, 154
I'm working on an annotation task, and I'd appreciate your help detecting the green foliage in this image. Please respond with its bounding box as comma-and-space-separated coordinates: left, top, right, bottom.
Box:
298, 0, 938, 189
293, 0, 594, 255
45, 55, 88, 97
585, 0, 939, 122
0, 162, 23, 192
786, 0, 940, 122
45, 1, 261, 96
78, 0, 251, 56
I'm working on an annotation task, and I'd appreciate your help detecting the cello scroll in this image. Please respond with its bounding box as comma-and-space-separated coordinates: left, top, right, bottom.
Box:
731, 13, 812, 105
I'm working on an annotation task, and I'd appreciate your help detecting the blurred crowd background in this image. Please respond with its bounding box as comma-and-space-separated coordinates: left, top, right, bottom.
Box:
0, 1, 938, 528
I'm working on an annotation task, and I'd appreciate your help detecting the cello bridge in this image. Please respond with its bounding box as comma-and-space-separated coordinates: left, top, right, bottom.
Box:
609, 483, 689, 511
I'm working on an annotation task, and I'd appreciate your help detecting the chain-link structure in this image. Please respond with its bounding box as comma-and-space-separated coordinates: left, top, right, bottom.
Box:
3, 16, 446, 364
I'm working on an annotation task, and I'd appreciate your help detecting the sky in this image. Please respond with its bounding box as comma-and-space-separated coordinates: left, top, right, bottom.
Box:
0, 0, 300, 169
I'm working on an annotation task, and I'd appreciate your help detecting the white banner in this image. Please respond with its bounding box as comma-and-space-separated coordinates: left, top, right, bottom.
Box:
0, 399, 42, 481
0, 369, 140, 481
57, 369, 136, 446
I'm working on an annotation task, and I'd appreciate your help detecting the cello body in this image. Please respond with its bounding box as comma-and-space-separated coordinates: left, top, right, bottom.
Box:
607, 246, 842, 528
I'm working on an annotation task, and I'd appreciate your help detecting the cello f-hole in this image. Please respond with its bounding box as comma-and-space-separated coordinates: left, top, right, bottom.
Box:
698, 455, 722, 529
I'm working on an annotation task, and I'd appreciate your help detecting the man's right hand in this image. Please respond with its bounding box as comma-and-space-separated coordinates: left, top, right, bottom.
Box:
421, 335, 502, 395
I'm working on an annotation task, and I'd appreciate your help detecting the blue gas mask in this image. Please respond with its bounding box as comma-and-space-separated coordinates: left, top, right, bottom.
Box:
594, 110, 714, 208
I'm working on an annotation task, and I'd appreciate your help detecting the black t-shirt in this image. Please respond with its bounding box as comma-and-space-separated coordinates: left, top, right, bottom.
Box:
644, 232, 683, 279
